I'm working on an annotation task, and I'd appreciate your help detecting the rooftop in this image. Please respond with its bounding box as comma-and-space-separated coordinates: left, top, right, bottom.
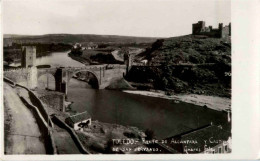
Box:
66, 111, 91, 124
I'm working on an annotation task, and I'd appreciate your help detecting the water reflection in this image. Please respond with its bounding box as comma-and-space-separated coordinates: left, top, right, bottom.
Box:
10, 51, 84, 67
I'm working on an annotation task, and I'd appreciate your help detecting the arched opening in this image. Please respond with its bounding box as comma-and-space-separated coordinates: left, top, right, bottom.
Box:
70, 70, 99, 89
38, 73, 56, 90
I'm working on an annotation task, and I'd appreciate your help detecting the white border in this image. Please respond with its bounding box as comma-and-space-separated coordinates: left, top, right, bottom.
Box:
1, 0, 260, 160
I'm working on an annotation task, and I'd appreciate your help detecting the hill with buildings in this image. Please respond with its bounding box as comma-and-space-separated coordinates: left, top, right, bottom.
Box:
128, 34, 231, 97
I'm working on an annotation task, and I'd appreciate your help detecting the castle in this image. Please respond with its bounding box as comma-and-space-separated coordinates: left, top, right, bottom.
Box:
192, 21, 231, 38
21, 46, 36, 68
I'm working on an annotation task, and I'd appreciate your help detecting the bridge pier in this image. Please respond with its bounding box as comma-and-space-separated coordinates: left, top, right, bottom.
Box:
55, 68, 68, 97
27, 66, 38, 89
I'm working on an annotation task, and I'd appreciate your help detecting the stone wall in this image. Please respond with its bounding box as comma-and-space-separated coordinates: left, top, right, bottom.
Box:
4, 68, 29, 84
4, 67, 38, 89
51, 115, 90, 154
16, 83, 54, 128
37, 91, 65, 112
192, 21, 231, 38
4, 78, 57, 154
20, 96, 57, 154
221, 25, 230, 38
21, 46, 36, 68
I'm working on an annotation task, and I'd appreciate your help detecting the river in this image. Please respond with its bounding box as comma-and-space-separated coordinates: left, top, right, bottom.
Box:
10, 51, 85, 67
13, 51, 228, 139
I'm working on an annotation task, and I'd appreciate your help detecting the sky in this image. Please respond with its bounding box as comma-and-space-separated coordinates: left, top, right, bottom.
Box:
3, 0, 231, 37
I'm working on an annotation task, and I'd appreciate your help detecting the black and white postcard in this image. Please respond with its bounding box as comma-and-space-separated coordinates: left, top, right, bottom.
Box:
1, 0, 259, 160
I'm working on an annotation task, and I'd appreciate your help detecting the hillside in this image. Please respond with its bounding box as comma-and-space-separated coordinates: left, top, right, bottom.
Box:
127, 35, 231, 97
136, 35, 231, 65
4, 34, 161, 45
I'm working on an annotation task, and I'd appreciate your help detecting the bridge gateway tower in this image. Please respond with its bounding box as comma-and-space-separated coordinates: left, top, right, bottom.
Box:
21, 46, 36, 68
21, 46, 38, 89
123, 49, 133, 74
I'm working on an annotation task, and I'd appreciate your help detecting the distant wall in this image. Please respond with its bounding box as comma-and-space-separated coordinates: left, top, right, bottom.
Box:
221, 26, 230, 38
192, 21, 231, 38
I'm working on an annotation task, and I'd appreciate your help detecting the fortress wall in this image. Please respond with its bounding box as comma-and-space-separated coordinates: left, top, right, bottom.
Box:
221, 26, 230, 38
4, 67, 38, 89
192, 21, 231, 38
4, 68, 29, 84
99, 67, 125, 89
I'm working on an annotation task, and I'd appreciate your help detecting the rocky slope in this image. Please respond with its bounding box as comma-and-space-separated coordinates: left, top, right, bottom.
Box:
128, 35, 231, 97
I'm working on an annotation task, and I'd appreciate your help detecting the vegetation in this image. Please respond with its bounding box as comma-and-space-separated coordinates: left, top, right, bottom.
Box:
4, 34, 160, 45
70, 44, 83, 56
128, 35, 231, 97
145, 129, 155, 140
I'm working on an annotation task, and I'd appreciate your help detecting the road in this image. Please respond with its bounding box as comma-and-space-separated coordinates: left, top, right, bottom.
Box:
4, 82, 46, 154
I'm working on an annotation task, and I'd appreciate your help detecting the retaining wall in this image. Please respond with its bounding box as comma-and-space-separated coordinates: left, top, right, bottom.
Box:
20, 97, 57, 154
4, 77, 57, 154
51, 115, 90, 154
38, 92, 65, 112
16, 84, 54, 128
3, 77, 16, 87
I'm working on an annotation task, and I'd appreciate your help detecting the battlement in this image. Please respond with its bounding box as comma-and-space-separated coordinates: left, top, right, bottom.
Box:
192, 21, 231, 38
4, 67, 31, 72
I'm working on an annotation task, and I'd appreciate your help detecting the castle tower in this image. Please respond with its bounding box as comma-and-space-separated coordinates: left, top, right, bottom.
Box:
229, 23, 231, 36
192, 21, 206, 34
21, 46, 36, 68
124, 52, 133, 74
218, 23, 223, 29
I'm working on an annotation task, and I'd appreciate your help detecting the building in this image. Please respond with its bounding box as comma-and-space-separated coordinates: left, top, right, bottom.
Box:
164, 124, 231, 154
83, 42, 98, 49
192, 21, 231, 38
123, 49, 134, 74
21, 46, 36, 68
65, 111, 91, 131
73, 43, 82, 49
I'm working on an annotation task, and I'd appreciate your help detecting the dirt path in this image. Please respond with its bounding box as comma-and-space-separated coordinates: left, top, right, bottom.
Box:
4, 83, 46, 154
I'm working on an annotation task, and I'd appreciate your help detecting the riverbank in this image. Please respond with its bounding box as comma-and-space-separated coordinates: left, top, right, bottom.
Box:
123, 90, 231, 111
68, 52, 91, 65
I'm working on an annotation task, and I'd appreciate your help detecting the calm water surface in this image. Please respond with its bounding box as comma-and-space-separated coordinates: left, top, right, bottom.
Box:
68, 78, 227, 139
10, 51, 84, 67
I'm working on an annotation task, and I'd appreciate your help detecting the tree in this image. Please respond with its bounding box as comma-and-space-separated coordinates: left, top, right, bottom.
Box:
145, 129, 155, 140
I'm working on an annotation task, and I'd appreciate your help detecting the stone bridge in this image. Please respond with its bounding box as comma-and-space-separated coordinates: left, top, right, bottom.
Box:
4, 64, 126, 96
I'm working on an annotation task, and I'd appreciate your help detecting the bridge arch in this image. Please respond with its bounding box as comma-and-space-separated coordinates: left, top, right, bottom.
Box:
68, 70, 100, 89
38, 73, 56, 90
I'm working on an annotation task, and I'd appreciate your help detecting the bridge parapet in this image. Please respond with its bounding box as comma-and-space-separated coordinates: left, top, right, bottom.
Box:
4, 64, 127, 95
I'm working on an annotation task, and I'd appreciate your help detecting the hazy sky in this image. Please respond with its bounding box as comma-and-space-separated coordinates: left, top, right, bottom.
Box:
3, 0, 231, 37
